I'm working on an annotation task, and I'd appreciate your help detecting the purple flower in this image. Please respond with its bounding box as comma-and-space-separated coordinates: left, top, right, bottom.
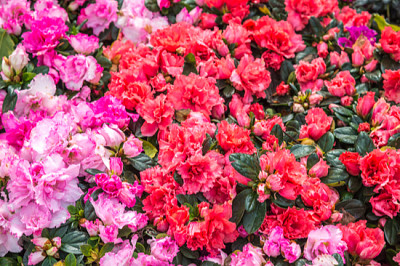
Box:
338, 26, 377, 48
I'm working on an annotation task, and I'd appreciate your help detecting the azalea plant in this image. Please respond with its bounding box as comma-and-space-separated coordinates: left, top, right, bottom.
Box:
1, 0, 400, 265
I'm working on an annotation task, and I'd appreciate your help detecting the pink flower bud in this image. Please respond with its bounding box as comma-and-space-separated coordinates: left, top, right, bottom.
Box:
365, 59, 378, 72
123, 135, 143, 158
309, 159, 329, 178
317, 42, 329, 58
109, 157, 123, 176
154, 217, 169, 232
199, 13, 217, 29
341, 96, 353, 106
309, 93, 323, 105
356, 92, 375, 118
293, 103, 305, 113
9, 44, 29, 74
352, 47, 364, 66
46, 246, 58, 256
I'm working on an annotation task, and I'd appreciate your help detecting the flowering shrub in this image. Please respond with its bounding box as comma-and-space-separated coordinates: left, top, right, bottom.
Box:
1, 0, 400, 265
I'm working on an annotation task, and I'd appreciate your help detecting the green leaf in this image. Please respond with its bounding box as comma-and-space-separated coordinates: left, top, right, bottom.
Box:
243, 200, 267, 234
280, 60, 295, 83
222, 85, 235, 98
65, 253, 77, 266
309, 16, 324, 36
96, 55, 112, 69
80, 244, 92, 256
326, 149, 346, 169
373, 14, 400, 32
307, 153, 319, 169
364, 70, 382, 82
355, 132, 374, 156
176, 194, 198, 206
271, 193, 295, 208
180, 245, 200, 259
202, 133, 212, 155
136, 242, 146, 253
32, 65, 49, 74
182, 53, 198, 76
144, 0, 160, 12
142, 140, 157, 158
290, 145, 315, 159
331, 106, 354, 117
348, 176, 362, 192
271, 124, 284, 145
384, 219, 400, 246
174, 172, 184, 186
229, 153, 261, 180
387, 133, 400, 148
99, 242, 114, 258
128, 153, 155, 171
334, 127, 358, 144
230, 189, 251, 225
332, 253, 344, 266
0, 29, 15, 71
317, 132, 334, 153
61, 231, 89, 254
84, 168, 103, 176
2, 86, 17, 113
201, 262, 220, 266
42, 257, 57, 266
335, 199, 366, 219
0, 257, 18, 266
321, 167, 349, 186
245, 192, 258, 212
22, 72, 36, 83
84, 199, 97, 221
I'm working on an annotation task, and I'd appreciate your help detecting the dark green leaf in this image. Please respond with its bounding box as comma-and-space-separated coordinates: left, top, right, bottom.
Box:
136, 242, 146, 253
364, 70, 382, 82
32, 65, 49, 74
180, 245, 199, 259
84, 168, 103, 176
317, 132, 334, 153
182, 53, 197, 76
331, 106, 354, 117
334, 127, 358, 144
332, 253, 344, 266
61, 231, 89, 254
176, 194, 198, 206
245, 192, 258, 212
2, 86, 17, 113
321, 167, 349, 185
307, 153, 319, 169
202, 133, 212, 156
222, 85, 235, 98
355, 132, 374, 156
144, 0, 160, 12
384, 219, 400, 246
230, 189, 251, 225
201, 262, 219, 266
42, 257, 57, 266
174, 172, 184, 186
381, 56, 400, 72
347, 176, 362, 192
309, 16, 324, 36
229, 153, 261, 180
294, 259, 312, 266
128, 153, 155, 171
96, 55, 112, 69
290, 145, 315, 159
0, 257, 17, 266
295, 47, 316, 64
65, 254, 77, 266
271, 193, 295, 208
0, 29, 15, 71
280, 60, 295, 82
243, 200, 267, 234
326, 149, 346, 168
335, 199, 366, 219
84, 199, 97, 221
271, 124, 284, 145
99, 242, 114, 258
387, 133, 400, 148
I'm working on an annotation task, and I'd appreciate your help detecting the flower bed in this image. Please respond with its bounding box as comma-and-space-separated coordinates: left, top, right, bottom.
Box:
1, 0, 400, 265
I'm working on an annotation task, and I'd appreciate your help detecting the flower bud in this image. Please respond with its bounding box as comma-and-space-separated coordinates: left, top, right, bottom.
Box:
356, 92, 375, 118
46, 246, 58, 256
1, 57, 13, 79
9, 44, 29, 74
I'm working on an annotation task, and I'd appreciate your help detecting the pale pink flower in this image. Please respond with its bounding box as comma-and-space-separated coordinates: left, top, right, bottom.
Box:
77, 0, 118, 35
